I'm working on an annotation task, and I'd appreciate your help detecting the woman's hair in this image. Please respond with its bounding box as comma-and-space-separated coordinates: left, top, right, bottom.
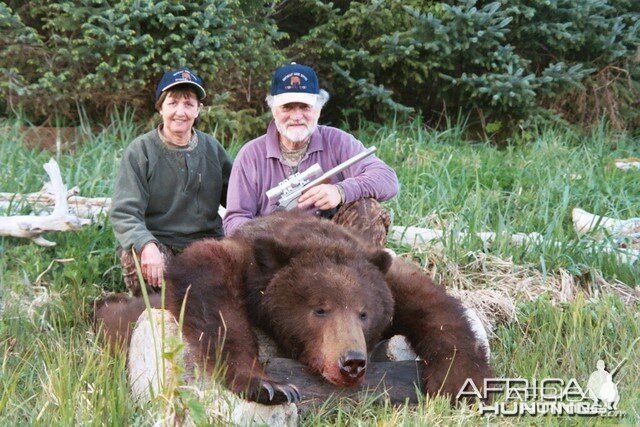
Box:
155, 86, 201, 111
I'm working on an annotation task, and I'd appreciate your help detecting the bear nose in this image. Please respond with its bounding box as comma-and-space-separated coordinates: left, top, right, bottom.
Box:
339, 351, 367, 379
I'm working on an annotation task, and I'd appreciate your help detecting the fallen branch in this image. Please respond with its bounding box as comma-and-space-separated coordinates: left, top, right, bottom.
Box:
0, 185, 111, 222
0, 159, 91, 246
572, 208, 640, 263
388, 225, 544, 251
389, 208, 640, 265
614, 157, 640, 170
572, 208, 640, 238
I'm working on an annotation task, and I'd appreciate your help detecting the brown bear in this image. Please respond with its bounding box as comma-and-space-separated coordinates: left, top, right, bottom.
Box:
96, 210, 491, 405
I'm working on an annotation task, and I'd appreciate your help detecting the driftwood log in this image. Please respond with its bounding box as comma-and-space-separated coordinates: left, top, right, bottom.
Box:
0, 159, 91, 246
614, 157, 640, 170
264, 358, 423, 410
572, 208, 640, 264
388, 225, 544, 251
0, 187, 111, 222
572, 208, 640, 237
389, 208, 640, 265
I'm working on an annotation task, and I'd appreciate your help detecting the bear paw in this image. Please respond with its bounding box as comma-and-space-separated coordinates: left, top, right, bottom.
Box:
249, 379, 301, 405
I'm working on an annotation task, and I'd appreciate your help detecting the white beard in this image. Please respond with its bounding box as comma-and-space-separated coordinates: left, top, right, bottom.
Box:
275, 121, 317, 145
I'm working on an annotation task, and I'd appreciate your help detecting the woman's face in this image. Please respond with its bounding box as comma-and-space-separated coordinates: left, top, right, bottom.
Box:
159, 90, 201, 138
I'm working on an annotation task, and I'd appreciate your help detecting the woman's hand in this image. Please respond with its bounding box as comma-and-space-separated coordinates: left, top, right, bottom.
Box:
140, 242, 166, 288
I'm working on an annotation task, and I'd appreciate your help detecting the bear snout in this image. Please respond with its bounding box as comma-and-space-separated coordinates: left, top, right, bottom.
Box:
339, 351, 367, 380
317, 312, 369, 387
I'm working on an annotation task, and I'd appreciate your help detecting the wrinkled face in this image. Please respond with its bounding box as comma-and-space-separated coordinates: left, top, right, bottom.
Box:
272, 102, 321, 146
159, 90, 201, 139
262, 255, 394, 387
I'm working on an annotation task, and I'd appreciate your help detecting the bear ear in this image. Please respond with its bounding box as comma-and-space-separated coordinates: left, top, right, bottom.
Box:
368, 249, 393, 274
252, 237, 295, 271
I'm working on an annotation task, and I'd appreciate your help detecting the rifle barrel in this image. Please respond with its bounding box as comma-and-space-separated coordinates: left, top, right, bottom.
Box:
303, 146, 377, 189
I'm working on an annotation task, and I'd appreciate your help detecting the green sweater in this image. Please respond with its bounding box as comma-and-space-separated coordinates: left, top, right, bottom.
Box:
111, 128, 232, 251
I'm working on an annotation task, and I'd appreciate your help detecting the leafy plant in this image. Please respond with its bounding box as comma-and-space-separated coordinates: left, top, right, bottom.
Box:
0, 0, 284, 141
278, 0, 640, 134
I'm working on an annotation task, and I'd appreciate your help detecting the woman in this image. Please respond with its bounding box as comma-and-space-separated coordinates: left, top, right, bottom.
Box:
111, 68, 232, 295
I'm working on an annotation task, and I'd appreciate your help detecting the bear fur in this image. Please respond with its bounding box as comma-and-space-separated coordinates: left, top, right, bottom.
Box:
95, 210, 491, 405
94, 292, 162, 352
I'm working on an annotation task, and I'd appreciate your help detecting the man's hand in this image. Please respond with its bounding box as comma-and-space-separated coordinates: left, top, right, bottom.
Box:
140, 242, 165, 288
298, 184, 342, 211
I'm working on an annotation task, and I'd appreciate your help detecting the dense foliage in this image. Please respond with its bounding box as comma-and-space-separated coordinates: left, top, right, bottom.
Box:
1, 0, 639, 138
280, 0, 640, 133
0, 0, 283, 138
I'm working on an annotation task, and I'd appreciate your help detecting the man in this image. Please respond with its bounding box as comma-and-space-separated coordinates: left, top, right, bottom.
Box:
223, 62, 399, 246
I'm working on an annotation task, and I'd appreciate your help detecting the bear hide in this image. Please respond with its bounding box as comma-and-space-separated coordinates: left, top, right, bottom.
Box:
160, 210, 492, 405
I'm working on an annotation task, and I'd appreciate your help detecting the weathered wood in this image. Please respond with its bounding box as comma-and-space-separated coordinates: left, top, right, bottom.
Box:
0, 187, 111, 221
263, 357, 424, 410
572, 208, 640, 236
0, 159, 91, 246
614, 157, 640, 170
389, 225, 543, 251
572, 208, 640, 264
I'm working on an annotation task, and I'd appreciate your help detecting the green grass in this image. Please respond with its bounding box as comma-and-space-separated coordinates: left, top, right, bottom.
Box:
369, 120, 640, 283
0, 114, 638, 425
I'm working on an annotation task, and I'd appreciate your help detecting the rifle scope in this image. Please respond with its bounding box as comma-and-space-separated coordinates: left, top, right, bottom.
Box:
266, 163, 323, 200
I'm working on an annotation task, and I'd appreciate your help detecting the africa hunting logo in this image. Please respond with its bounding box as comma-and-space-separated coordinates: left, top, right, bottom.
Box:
457, 359, 626, 417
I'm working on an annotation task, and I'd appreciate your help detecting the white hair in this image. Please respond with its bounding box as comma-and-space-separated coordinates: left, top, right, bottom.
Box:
265, 89, 330, 110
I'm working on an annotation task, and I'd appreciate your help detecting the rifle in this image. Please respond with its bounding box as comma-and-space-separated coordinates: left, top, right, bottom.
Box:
266, 146, 377, 211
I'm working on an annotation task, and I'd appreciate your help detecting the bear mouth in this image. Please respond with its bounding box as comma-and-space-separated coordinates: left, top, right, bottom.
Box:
321, 368, 365, 388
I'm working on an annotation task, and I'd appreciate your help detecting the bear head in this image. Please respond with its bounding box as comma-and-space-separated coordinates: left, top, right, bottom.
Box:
251, 236, 395, 387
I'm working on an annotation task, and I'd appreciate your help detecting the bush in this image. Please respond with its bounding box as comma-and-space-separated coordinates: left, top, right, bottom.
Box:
0, 0, 284, 142
2, 0, 639, 138
277, 0, 640, 133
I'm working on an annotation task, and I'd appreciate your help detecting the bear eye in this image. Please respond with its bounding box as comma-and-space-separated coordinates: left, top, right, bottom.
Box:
359, 312, 368, 321
314, 308, 327, 317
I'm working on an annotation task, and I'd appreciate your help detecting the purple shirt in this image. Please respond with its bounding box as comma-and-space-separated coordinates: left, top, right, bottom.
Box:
224, 121, 399, 235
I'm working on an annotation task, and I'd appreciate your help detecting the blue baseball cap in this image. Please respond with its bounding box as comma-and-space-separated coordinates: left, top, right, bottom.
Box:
270, 62, 319, 107
155, 68, 206, 101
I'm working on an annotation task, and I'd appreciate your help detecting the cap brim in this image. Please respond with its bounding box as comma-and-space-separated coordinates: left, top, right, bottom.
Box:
162, 81, 206, 100
272, 92, 318, 107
